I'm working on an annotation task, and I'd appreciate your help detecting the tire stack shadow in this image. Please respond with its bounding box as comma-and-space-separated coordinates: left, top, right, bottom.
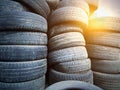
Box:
0, 0, 50, 90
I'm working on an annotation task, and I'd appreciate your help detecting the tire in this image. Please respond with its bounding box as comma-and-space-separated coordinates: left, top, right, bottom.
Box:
49, 7, 88, 27
0, 59, 47, 83
88, 17, 120, 32
0, 76, 45, 90
48, 46, 88, 65
0, 0, 26, 12
0, 45, 47, 61
94, 71, 120, 90
85, 31, 120, 48
53, 58, 91, 74
57, 0, 89, 15
87, 44, 120, 60
91, 59, 120, 74
14, 0, 50, 18
0, 31, 47, 45
49, 24, 83, 38
49, 32, 85, 51
49, 69, 93, 84
0, 11, 47, 33
46, 80, 102, 90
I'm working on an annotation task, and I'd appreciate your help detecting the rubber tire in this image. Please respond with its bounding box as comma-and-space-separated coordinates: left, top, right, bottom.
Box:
0, 11, 47, 33
94, 71, 120, 90
57, 0, 89, 15
49, 32, 85, 51
49, 7, 88, 27
0, 45, 47, 61
88, 17, 120, 32
49, 69, 93, 84
0, 76, 45, 90
48, 46, 88, 65
0, 31, 47, 45
87, 44, 120, 60
85, 31, 120, 48
46, 80, 102, 90
0, 59, 47, 83
91, 59, 120, 74
0, 0, 26, 12
53, 58, 91, 74
14, 0, 50, 18
49, 23, 83, 38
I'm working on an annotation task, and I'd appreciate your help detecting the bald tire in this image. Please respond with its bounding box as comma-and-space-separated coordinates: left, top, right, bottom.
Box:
0, 11, 47, 33
85, 31, 120, 48
0, 0, 26, 12
49, 69, 93, 84
87, 44, 120, 60
91, 59, 120, 74
0, 59, 47, 83
94, 71, 120, 90
53, 58, 91, 74
48, 46, 88, 65
0, 31, 47, 45
57, 0, 89, 15
49, 24, 83, 38
0, 76, 45, 90
49, 32, 85, 51
0, 45, 47, 61
49, 7, 88, 27
15, 0, 50, 18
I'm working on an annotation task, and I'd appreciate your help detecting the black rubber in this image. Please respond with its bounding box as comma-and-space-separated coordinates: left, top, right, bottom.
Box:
0, 45, 47, 61
0, 76, 45, 90
46, 80, 102, 90
0, 59, 47, 83
0, 11, 47, 33
0, 31, 47, 45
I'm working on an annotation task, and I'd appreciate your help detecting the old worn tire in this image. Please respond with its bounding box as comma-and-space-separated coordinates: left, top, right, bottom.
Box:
48, 46, 88, 65
49, 32, 85, 51
49, 23, 83, 38
91, 59, 120, 74
87, 44, 120, 60
49, 69, 93, 84
49, 7, 88, 27
14, 0, 50, 18
0, 11, 47, 33
85, 31, 120, 48
0, 59, 47, 83
53, 58, 91, 74
0, 45, 47, 61
0, 76, 45, 90
46, 80, 102, 90
94, 71, 120, 90
57, 0, 89, 15
0, 31, 47, 45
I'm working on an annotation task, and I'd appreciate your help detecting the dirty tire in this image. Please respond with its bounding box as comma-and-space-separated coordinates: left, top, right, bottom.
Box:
0, 11, 47, 33
49, 32, 85, 51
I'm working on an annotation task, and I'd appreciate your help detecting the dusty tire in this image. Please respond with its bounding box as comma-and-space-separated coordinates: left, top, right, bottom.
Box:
46, 80, 102, 90
49, 7, 88, 27
48, 46, 88, 65
0, 11, 47, 33
53, 58, 91, 74
0, 31, 47, 45
0, 59, 47, 82
87, 44, 120, 60
94, 71, 120, 90
91, 59, 120, 74
0, 45, 47, 61
49, 32, 85, 51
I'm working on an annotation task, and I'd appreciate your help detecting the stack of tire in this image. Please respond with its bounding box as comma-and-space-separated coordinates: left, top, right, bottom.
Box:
85, 17, 120, 90
48, 0, 93, 85
0, 0, 50, 90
